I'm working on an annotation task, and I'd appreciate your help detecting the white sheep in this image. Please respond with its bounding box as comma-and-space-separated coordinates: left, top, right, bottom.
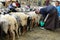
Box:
10, 12, 28, 26
27, 11, 42, 28
10, 12, 28, 35
25, 14, 32, 31
0, 15, 9, 34
9, 14, 21, 35
0, 14, 19, 40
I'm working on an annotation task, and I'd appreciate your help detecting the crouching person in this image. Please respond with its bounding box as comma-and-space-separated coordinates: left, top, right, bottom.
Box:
35, 5, 58, 31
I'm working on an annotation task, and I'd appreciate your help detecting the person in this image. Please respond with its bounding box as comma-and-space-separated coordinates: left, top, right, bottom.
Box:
25, 4, 30, 9
15, 1, 21, 8
12, 1, 17, 8
8, 2, 17, 12
55, 1, 60, 28
55, 1, 60, 20
35, 5, 58, 31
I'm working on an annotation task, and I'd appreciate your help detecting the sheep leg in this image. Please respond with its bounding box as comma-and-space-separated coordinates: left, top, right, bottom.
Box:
20, 26, 23, 35
15, 29, 19, 38
9, 30, 15, 40
30, 21, 34, 31
12, 31, 15, 40
18, 27, 21, 36
23, 26, 27, 35
22, 27, 26, 35
0, 29, 3, 40
27, 26, 30, 31
25, 26, 27, 32
14, 23, 19, 38
29, 21, 32, 31
23, 27, 25, 35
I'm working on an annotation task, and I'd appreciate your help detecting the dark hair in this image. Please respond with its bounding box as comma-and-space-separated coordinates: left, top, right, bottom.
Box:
56, 1, 60, 4
16, 1, 18, 2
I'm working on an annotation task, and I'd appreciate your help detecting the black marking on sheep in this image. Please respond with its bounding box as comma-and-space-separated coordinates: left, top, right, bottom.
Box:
27, 16, 32, 31
20, 24, 23, 35
0, 22, 7, 40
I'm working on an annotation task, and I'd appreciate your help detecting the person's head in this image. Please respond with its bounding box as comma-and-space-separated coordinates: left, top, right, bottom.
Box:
16, 1, 18, 2
35, 9, 40, 14
27, 5, 30, 8
59, 2, 60, 6
55, 1, 60, 6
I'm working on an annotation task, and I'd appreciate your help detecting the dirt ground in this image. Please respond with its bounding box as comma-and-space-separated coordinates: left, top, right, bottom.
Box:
0, 27, 60, 40
16, 27, 60, 40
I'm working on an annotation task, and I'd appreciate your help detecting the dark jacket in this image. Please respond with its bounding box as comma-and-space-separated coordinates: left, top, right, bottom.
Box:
40, 5, 57, 17
40, 5, 58, 30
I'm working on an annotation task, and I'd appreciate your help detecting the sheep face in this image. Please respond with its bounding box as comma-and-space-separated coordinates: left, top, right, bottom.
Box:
21, 16, 27, 26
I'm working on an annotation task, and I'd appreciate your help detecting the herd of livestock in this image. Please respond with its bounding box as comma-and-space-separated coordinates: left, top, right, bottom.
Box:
0, 7, 42, 40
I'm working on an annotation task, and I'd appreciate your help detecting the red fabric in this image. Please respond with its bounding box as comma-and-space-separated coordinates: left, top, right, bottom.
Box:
16, 2, 19, 7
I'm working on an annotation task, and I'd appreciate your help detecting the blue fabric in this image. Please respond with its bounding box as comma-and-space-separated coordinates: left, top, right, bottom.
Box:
40, 5, 56, 17
40, 8, 47, 17
46, 5, 56, 13
8, 4, 13, 9
56, 6, 60, 17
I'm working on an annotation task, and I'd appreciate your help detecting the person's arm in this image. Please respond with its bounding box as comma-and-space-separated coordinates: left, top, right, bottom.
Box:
44, 14, 49, 22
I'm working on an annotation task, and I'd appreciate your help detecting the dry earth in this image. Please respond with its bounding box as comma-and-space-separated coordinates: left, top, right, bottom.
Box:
17, 27, 60, 40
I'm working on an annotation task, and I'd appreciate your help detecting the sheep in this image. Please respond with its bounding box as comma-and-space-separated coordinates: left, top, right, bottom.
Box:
10, 12, 28, 35
14, 12, 32, 31
26, 11, 42, 30
0, 15, 9, 34
0, 16, 9, 34
0, 14, 19, 40
36, 14, 42, 26
0, 15, 11, 40
9, 14, 21, 36
10, 12, 27, 26
27, 11, 37, 25
0, 18, 9, 40
8, 14, 20, 38
25, 14, 32, 31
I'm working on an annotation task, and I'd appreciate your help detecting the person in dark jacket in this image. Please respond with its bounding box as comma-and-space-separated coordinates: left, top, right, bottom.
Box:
35, 5, 58, 31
